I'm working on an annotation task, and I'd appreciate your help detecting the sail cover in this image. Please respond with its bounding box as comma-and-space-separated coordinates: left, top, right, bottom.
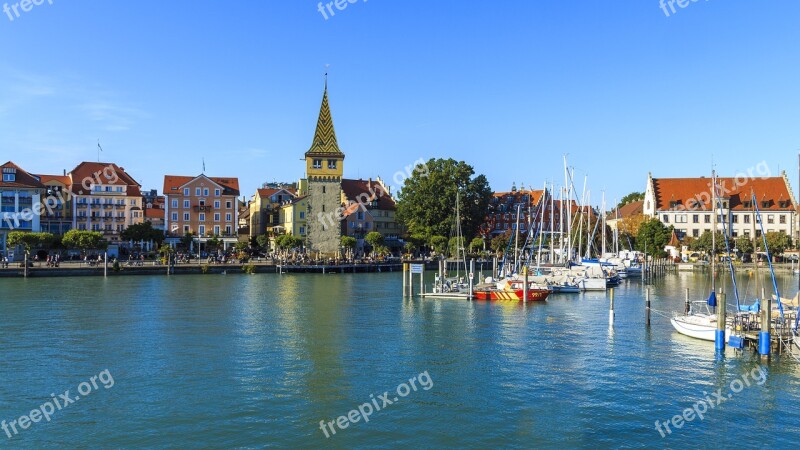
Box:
707, 291, 717, 308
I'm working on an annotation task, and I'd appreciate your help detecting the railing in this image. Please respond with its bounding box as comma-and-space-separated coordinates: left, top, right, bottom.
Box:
194, 205, 214, 212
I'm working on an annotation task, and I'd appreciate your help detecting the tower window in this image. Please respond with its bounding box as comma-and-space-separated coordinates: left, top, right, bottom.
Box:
328, 159, 337, 169
313, 159, 322, 169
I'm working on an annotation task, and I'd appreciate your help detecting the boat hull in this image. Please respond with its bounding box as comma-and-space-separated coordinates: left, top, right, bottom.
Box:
474, 289, 550, 302
671, 316, 730, 342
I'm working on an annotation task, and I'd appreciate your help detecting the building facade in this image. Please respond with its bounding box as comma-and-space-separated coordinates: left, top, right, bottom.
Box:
340, 177, 403, 251
279, 196, 308, 239
644, 172, 797, 241
302, 84, 345, 257
35, 173, 73, 236
248, 187, 296, 238
1, 161, 44, 258
163, 174, 240, 249
69, 162, 144, 245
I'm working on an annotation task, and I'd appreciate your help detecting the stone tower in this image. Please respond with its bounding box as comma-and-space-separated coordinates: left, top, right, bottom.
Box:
304, 82, 345, 257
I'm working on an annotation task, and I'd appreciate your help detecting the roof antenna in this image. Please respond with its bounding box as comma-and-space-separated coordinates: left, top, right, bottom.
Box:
97, 139, 103, 162
325, 64, 330, 89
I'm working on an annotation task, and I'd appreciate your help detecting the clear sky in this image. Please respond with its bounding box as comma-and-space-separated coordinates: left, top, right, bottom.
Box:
1, 0, 799, 206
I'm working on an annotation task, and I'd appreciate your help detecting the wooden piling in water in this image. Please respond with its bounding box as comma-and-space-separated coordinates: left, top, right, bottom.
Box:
685, 288, 690, 314
646, 288, 651, 326
609, 288, 615, 325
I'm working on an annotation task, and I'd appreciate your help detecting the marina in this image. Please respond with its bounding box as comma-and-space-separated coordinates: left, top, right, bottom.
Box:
1, 271, 799, 447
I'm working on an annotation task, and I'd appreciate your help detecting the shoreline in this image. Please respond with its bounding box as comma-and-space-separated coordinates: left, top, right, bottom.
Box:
0, 261, 439, 277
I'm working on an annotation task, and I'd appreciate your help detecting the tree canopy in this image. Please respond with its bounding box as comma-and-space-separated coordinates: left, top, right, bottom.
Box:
761, 232, 792, 256
61, 230, 106, 252
395, 158, 492, 244
689, 231, 725, 256
635, 218, 672, 256
617, 192, 644, 209
6, 231, 55, 252
121, 221, 164, 244
735, 235, 754, 255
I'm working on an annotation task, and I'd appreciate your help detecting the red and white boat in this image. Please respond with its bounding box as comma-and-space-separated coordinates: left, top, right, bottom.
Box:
473, 278, 550, 302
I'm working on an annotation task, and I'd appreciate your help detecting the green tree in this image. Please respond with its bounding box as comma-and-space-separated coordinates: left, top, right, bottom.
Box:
490, 234, 510, 255
689, 231, 725, 257
365, 231, 384, 257
206, 236, 222, 254
395, 158, 492, 243
234, 241, 249, 253
448, 236, 465, 258
635, 218, 672, 257
6, 231, 55, 253
179, 232, 195, 251
762, 232, 792, 256
121, 221, 164, 245
61, 230, 106, 254
469, 237, 484, 254
429, 235, 447, 255
341, 236, 357, 258
735, 235, 754, 255
617, 192, 644, 209
256, 234, 271, 253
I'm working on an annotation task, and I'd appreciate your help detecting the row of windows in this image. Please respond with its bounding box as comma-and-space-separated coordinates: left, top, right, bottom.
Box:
180, 225, 233, 235
75, 211, 140, 219
681, 228, 783, 238
664, 213, 787, 225
171, 199, 233, 209
171, 212, 233, 222
312, 159, 338, 169
93, 186, 124, 193
76, 198, 136, 205
182, 188, 222, 197
77, 224, 125, 232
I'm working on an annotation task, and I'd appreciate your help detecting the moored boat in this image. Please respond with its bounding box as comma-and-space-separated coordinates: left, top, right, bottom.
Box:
474, 278, 550, 301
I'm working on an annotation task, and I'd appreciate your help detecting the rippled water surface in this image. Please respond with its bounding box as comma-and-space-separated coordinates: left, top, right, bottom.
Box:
1, 271, 799, 448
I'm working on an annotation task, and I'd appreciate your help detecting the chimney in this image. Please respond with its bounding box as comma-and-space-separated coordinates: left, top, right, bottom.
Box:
63, 169, 66, 176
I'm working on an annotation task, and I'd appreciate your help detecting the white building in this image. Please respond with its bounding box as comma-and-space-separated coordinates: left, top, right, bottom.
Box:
644, 172, 797, 241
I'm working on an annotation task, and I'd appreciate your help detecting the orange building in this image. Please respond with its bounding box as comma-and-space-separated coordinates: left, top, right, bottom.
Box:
163, 174, 240, 250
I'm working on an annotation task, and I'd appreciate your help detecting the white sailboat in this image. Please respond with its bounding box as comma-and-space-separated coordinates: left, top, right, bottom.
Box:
671, 170, 731, 342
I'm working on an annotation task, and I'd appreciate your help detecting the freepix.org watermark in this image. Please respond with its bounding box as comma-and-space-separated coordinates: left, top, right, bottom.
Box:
654, 365, 766, 438
318, 370, 433, 439
3, 0, 53, 22
659, 0, 709, 18
1, 164, 119, 230
316, 0, 367, 21
666, 160, 772, 212
2, 369, 115, 440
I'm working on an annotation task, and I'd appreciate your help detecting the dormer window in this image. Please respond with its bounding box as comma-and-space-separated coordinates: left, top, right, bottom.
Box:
313, 159, 322, 169
762, 201, 769, 208
743, 201, 752, 208
2, 167, 16, 182
669, 201, 679, 208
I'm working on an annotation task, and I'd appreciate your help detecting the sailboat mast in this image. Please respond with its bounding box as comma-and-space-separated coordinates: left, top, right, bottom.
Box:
711, 170, 717, 293
601, 191, 606, 258
549, 182, 555, 264
559, 187, 565, 264
514, 203, 521, 273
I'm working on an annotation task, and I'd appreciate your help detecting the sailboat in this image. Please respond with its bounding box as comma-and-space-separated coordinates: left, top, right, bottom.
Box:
671, 171, 732, 342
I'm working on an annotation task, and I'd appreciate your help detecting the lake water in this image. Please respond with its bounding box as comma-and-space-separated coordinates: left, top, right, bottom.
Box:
1, 271, 799, 448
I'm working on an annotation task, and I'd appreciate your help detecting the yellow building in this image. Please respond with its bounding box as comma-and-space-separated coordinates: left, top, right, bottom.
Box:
278, 196, 308, 240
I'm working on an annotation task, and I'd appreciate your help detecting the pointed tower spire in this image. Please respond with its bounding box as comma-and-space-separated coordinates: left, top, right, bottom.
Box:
306, 79, 344, 158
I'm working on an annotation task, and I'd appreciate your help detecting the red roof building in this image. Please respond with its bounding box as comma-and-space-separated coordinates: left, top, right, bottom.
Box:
644, 172, 797, 241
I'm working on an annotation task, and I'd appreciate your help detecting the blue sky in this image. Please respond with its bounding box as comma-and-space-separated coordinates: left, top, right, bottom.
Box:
1, 0, 799, 206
